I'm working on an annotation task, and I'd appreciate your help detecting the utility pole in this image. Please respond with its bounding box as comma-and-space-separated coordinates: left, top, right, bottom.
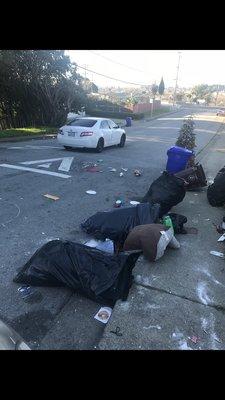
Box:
215, 84, 219, 106
173, 52, 182, 106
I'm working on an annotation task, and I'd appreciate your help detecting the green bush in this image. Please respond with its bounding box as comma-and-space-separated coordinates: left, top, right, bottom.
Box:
87, 109, 144, 120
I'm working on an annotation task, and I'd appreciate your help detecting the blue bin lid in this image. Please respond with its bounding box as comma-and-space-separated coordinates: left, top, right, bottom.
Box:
167, 146, 194, 155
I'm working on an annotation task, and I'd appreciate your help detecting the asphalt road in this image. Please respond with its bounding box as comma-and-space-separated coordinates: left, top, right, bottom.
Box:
0, 107, 222, 349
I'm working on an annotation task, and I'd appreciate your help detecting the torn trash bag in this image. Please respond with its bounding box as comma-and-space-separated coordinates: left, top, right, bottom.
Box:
207, 167, 225, 207
141, 171, 186, 217
81, 202, 160, 245
13, 240, 141, 306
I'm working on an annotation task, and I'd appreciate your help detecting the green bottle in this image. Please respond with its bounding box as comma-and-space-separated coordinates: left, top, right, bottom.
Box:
163, 215, 174, 234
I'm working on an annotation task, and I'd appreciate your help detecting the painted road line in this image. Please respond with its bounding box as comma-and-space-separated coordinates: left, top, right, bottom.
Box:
9, 145, 61, 149
38, 163, 52, 168
147, 126, 180, 129
58, 157, 74, 172
20, 158, 63, 165
0, 164, 71, 179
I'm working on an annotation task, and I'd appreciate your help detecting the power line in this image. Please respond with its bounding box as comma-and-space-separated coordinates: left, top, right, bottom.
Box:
88, 50, 147, 74
76, 64, 150, 86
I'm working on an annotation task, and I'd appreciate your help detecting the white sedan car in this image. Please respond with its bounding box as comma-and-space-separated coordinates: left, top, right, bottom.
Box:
57, 117, 126, 152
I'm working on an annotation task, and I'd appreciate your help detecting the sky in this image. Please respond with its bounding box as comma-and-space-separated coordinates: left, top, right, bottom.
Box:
67, 50, 225, 89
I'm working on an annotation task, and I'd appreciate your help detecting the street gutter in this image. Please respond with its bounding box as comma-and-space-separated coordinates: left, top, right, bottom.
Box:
0, 134, 57, 143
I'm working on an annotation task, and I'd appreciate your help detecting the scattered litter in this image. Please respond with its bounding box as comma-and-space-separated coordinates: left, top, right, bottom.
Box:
218, 234, 225, 242
190, 336, 198, 344
42, 232, 45, 235
194, 193, 198, 196
97, 159, 103, 163
84, 238, 114, 254
18, 286, 33, 298
134, 169, 141, 176
109, 168, 117, 172
43, 194, 59, 201
94, 307, 112, 324
130, 201, 140, 205
110, 326, 122, 336
189, 201, 195, 204
114, 200, 122, 208
86, 190, 97, 195
121, 168, 128, 172
119, 172, 124, 177
205, 218, 210, 221
210, 251, 225, 259
85, 166, 101, 173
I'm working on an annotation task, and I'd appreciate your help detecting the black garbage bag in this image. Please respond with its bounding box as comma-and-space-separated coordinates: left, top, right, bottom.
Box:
167, 212, 188, 234
13, 240, 141, 306
175, 164, 207, 190
81, 202, 160, 245
141, 171, 186, 217
207, 167, 225, 207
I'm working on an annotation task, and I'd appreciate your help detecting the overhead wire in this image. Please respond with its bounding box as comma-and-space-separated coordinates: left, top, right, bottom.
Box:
76, 64, 150, 86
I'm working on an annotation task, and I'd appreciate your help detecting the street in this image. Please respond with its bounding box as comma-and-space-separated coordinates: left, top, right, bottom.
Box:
0, 107, 223, 350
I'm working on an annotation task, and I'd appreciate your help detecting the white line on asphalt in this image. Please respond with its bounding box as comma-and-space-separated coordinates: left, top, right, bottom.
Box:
25, 145, 61, 149
147, 126, 180, 129
38, 163, 52, 168
20, 158, 63, 165
58, 157, 74, 172
9, 145, 61, 149
0, 164, 71, 178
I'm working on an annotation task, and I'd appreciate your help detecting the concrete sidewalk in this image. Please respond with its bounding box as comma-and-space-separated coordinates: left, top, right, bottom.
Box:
98, 126, 225, 350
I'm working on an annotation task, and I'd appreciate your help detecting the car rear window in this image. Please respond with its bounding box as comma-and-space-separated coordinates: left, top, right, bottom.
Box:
67, 119, 97, 127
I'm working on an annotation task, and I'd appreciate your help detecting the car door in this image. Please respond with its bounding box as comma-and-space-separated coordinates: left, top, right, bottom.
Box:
107, 119, 120, 145
100, 120, 112, 146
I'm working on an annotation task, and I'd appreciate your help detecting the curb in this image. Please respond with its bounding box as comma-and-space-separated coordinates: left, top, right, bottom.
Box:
0, 134, 57, 143
196, 118, 225, 162
144, 107, 184, 122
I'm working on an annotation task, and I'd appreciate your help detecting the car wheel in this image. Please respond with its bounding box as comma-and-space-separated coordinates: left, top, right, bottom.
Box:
96, 138, 104, 153
64, 146, 72, 150
118, 134, 126, 148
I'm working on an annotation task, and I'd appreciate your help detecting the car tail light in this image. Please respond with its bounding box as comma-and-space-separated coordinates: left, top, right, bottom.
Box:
80, 131, 93, 137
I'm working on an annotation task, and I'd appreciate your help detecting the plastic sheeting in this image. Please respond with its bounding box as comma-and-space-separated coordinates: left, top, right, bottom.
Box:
81, 202, 160, 245
13, 240, 141, 306
207, 167, 225, 207
141, 171, 186, 217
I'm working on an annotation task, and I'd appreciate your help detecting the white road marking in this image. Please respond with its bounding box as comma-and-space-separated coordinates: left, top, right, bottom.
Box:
0, 164, 71, 178
20, 158, 63, 165
147, 126, 180, 129
9, 145, 61, 149
38, 163, 52, 168
20, 157, 74, 172
58, 157, 74, 172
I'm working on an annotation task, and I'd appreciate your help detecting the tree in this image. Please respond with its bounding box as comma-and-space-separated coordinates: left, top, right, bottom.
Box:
151, 83, 158, 99
176, 115, 196, 151
0, 50, 91, 128
158, 77, 165, 99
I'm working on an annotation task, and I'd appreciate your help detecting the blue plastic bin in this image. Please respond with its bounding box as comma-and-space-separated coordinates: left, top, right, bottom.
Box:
166, 146, 194, 174
125, 116, 132, 127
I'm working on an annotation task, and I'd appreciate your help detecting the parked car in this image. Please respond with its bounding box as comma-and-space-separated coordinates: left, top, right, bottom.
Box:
57, 117, 126, 153
0, 319, 30, 350
216, 109, 225, 116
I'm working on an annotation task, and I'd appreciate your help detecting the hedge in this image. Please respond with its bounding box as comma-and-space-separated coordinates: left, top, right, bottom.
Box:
86, 109, 145, 120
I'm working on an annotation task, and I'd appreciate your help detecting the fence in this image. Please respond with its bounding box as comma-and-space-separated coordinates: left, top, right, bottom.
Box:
133, 100, 161, 114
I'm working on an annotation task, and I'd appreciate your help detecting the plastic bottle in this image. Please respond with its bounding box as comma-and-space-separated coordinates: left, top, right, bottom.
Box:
163, 215, 174, 234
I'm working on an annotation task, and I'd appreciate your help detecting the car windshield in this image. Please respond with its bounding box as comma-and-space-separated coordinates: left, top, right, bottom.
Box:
67, 119, 97, 127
